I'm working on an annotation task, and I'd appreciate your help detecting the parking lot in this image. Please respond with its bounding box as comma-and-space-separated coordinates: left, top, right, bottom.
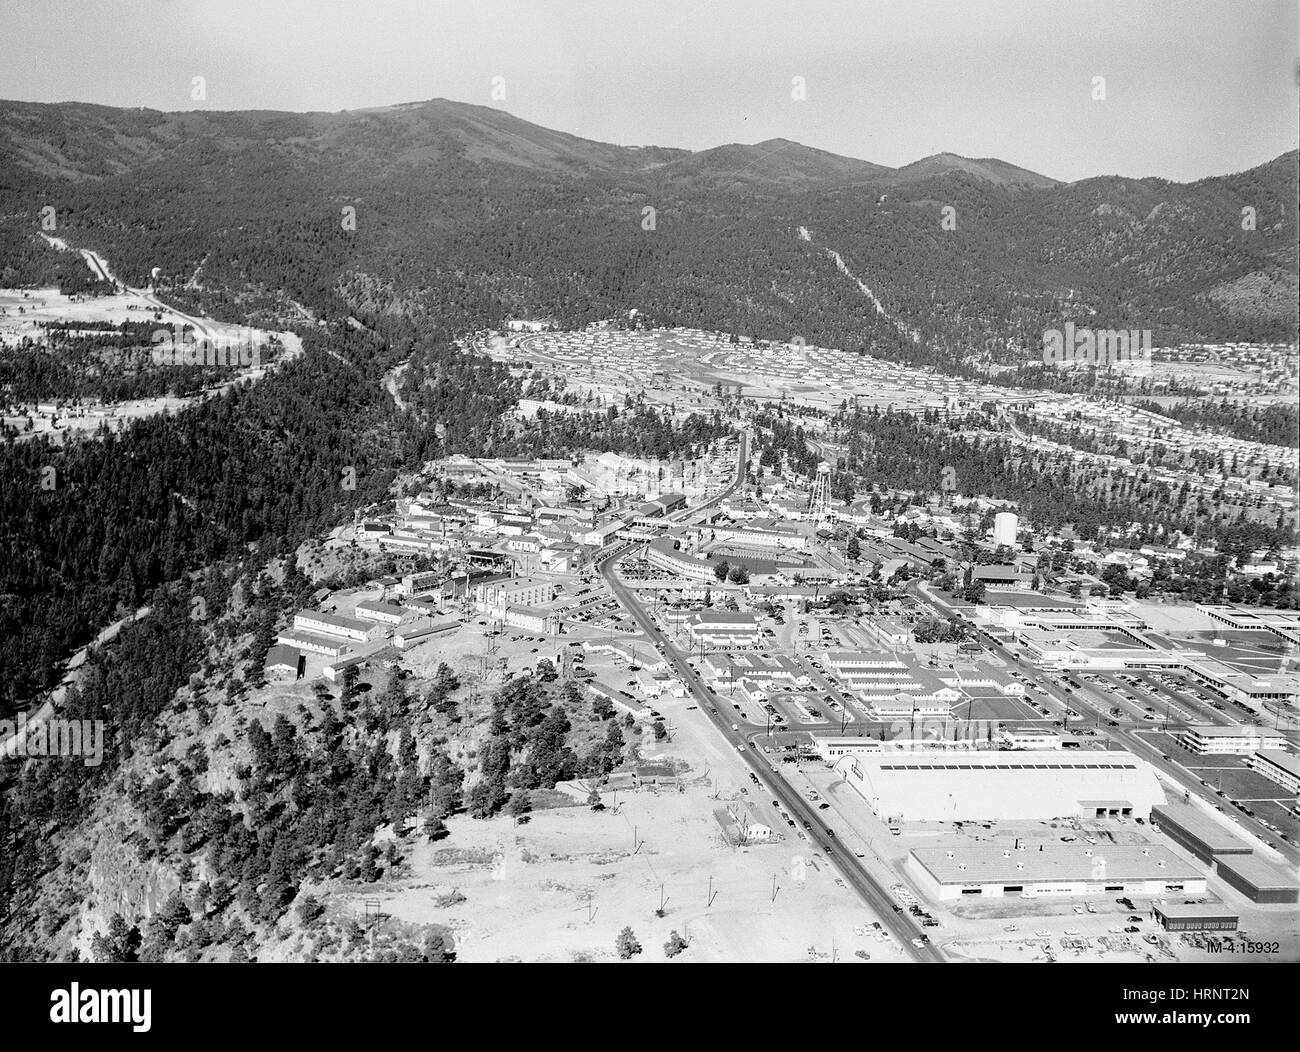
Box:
1142, 730, 1300, 846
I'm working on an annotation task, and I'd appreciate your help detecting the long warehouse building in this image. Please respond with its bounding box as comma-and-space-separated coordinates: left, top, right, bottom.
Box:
908, 843, 1205, 901
834, 750, 1166, 822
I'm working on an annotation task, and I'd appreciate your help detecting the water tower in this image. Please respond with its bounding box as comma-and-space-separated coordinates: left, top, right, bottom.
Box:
808, 461, 832, 515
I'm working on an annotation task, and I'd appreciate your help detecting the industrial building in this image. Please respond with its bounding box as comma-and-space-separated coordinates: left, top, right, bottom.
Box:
907, 842, 1205, 901
834, 750, 1166, 821
1212, 853, 1300, 904
1152, 903, 1239, 932
1149, 803, 1253, 865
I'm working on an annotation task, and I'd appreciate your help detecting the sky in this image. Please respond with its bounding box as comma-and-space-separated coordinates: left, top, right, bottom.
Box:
1, 0, 1296, 182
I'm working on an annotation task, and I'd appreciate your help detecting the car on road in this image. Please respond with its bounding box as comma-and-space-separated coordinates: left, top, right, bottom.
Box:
736, 745, 745, 752
1034, 929, 1051, 937
1063, 928, 1081, 936
1124, 926, 1140, 934
911, 938, 924, 948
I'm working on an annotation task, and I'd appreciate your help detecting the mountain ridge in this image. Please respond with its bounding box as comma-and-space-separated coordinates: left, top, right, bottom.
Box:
0, 96, 1061, 188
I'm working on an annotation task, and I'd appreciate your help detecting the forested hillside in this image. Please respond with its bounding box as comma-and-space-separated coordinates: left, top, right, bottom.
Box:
1, 98, 1294, 357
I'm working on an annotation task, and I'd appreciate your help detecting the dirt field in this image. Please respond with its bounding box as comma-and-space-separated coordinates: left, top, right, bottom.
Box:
328, 679, 905, 962
336, 786, 906, 962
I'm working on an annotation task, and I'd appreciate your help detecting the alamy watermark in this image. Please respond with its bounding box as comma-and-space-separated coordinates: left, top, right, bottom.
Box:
1042, 322, 1152, 370
1, 715, 104, 767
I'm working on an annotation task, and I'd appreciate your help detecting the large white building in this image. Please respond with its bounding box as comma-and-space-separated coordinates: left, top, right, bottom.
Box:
834, 750, 1166, 822
908, 843, 1205, 901
1175, 725, 1288, 755
473, 575, 556, 610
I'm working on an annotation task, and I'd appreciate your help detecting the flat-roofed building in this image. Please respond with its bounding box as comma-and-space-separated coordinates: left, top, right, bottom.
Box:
998, 728, 1063, 750
1149, 803, 1254, 864
1152, 903, 1239, 932
1250, 749, 1300, 794
474, 575, 556, 610
834, 750, 1166, 822
813, 736, 977, 761
1185, 661, 1300, 709
1175, 725, 1288, 755
496, 605, 558, 636
907, 842, 1205, 901
1213, 852, 1300, 904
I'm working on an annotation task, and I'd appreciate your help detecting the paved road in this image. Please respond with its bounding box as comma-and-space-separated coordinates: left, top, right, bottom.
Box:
599, 434, 942, 962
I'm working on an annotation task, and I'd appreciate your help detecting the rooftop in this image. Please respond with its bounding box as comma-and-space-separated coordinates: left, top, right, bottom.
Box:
912, 842, 1201, 884
1254, 750, 1300, 777
1214, 852, 1300, 891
